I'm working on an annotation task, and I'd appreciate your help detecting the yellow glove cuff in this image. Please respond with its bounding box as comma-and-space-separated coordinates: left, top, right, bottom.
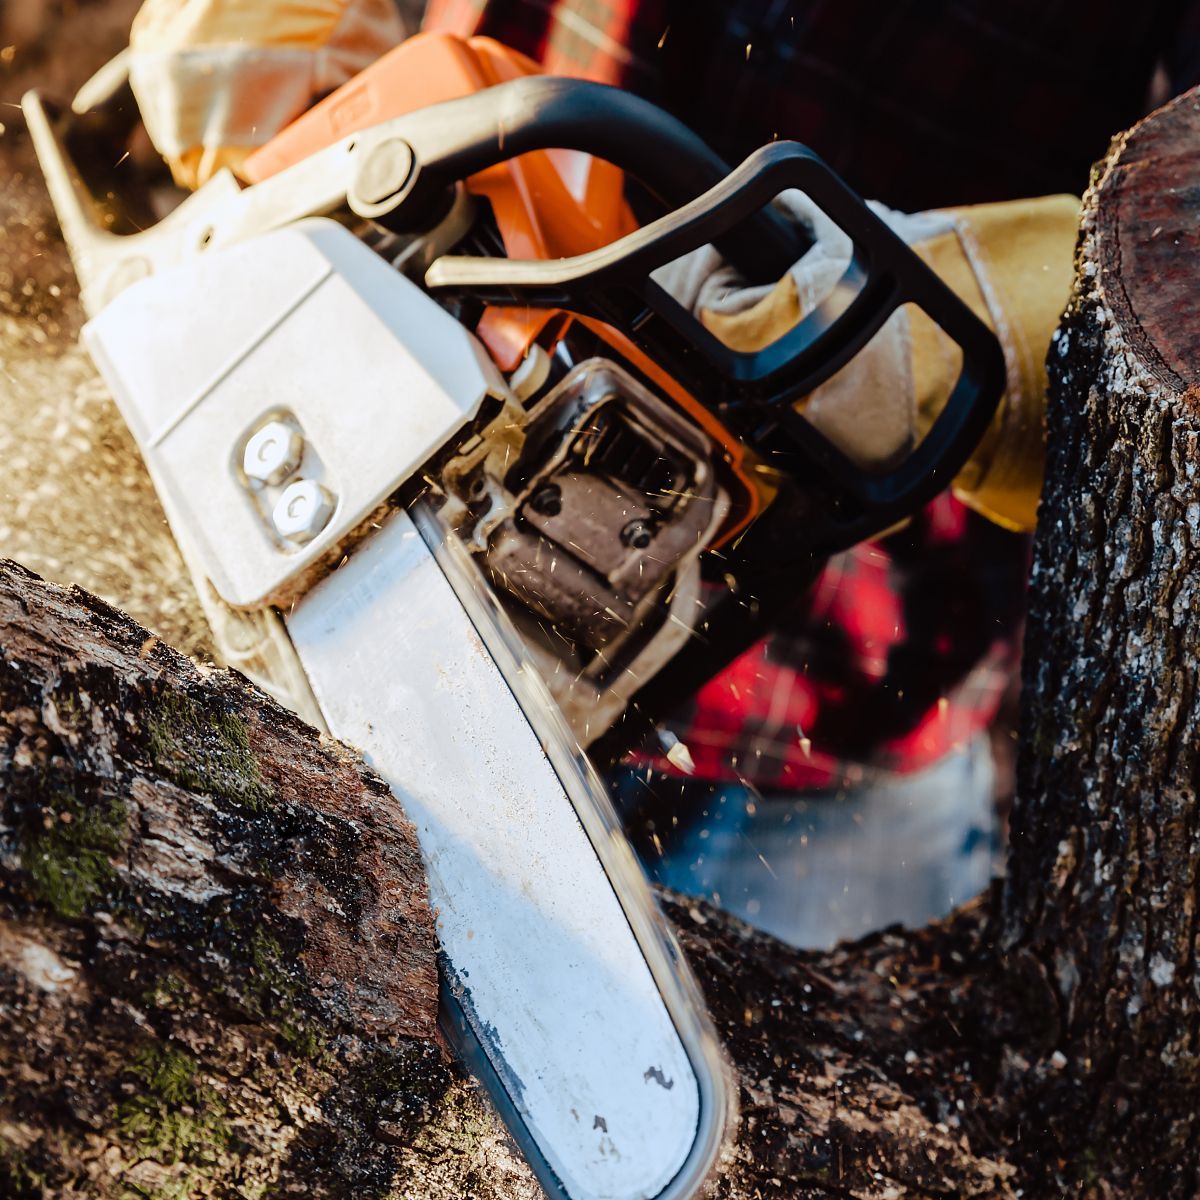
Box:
129, 0, 405, 189
916, 194, 1079, 531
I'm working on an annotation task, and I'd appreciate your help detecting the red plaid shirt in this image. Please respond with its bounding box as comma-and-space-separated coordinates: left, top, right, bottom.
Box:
670, 495, 1027, 789
424, 0, 1197, 784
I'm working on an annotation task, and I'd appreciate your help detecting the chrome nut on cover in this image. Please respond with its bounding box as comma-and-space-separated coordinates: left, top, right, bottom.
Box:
243, 420, 304, 486
272, 479, 335, 543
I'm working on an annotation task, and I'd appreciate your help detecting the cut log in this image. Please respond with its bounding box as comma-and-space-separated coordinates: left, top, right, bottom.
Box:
0, 560, 463, 1195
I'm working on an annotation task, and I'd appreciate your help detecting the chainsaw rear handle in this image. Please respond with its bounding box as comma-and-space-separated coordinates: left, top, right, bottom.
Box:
426, 139, 1007, 547
347, 75, 807, 286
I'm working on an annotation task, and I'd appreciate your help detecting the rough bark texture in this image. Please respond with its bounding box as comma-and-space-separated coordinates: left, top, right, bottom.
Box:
4, 8, 1200, 1197
0, 559, 476, 1197
999, 88, 1200, 1197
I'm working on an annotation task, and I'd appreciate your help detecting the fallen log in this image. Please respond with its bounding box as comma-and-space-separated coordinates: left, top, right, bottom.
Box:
0, 560, 463, 1196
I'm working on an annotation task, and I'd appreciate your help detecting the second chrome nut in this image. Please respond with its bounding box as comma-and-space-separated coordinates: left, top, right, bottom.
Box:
272, 479, 335, 543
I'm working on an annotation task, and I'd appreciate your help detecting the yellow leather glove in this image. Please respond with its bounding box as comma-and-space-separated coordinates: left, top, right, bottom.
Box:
129, 0, 406, 189
670, 194, 1080, 533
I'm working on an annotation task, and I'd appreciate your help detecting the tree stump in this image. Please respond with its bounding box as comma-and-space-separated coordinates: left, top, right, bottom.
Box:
999, 87, 1200, 1196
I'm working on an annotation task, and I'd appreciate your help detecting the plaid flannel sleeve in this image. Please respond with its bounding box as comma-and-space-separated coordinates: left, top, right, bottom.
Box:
423, 0, 665, 85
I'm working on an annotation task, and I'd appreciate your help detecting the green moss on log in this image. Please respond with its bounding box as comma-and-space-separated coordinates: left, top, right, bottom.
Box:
0, 1137, 48, 1200
141, 971, 190, 1013
147, 694, 273, 812
25, 784, 125, 917
114, 1043, 231, 1189
237, 926, 327, 1062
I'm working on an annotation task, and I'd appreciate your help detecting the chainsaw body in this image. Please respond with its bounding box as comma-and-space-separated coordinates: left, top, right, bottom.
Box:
24, 30, 1005, 1200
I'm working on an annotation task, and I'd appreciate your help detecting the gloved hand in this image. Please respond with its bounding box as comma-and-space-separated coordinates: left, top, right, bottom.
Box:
129, 0, 406, 189
657, 192, 1080, 532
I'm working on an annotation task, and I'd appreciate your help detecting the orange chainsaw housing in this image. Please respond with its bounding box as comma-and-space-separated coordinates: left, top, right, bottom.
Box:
244, 31, 764, 533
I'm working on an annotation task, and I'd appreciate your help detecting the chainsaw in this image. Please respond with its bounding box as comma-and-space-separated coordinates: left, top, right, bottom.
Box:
23, 30, 1004, 1200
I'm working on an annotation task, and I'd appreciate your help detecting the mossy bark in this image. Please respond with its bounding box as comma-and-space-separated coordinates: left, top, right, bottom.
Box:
0, 560, 465, 1197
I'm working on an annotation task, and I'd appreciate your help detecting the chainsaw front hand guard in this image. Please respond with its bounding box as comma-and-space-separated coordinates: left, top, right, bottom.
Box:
341, 74, 807, 283
425, 139, 1006, 550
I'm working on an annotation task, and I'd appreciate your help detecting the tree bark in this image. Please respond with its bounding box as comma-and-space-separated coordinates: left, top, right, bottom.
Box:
0, 560, 468, 1197
998, 88, 1200, 1196
6, 31, 1200, 1200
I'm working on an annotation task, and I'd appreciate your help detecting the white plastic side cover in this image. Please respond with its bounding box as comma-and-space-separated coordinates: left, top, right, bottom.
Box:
82, 217, 501, 608
288, 512, 702, 1200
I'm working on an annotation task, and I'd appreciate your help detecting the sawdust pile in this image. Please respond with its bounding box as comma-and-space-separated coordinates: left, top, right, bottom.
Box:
0, 0, 212, 657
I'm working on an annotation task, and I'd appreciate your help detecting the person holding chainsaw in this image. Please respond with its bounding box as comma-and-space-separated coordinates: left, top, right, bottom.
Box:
113, 0, 1198, 948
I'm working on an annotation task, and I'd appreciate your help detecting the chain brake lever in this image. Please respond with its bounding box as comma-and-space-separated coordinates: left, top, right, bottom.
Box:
25, 74, 808, 321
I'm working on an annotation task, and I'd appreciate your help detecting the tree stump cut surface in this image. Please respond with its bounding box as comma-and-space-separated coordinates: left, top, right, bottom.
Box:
1095, 90, 1200, 391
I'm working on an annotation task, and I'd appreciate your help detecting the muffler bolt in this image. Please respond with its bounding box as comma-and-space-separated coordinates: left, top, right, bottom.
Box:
529, 484, 563, 517
621, 519, 654, 550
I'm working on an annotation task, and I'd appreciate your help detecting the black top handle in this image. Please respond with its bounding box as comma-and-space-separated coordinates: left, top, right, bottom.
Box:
347, 75, 808, 286
424, 140, 1007, 548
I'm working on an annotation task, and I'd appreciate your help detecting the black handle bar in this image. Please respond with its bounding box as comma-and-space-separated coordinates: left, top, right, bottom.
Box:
426, 140, 1007, 548
349, 76, 808, 286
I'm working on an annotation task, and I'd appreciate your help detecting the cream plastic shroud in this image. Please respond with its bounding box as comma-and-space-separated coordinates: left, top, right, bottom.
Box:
83, 218, 499, 610
80, 219, 733, 1200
